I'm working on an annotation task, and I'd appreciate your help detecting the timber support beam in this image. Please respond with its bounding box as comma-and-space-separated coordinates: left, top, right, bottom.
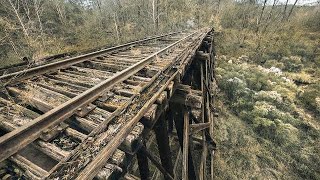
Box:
119, 28, 217, 180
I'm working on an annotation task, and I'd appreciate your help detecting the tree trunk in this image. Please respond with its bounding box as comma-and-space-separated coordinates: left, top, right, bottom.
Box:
113, 13, 120, 44
8, 0, 29, 40
34, 0, 44, 44
287, 0, 299, 20
156, 0, 159, 31
54, 1, 66, 25
152, 0, 157, 31
282, 0, 289, 21
262, 0, 278, 33
257, 0, 268, 30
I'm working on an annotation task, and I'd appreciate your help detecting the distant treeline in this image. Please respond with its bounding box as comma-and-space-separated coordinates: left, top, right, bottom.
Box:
0, 0, 318, 67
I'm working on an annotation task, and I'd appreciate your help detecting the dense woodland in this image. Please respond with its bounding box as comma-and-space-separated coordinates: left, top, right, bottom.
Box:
0, 0, 319, 66
0, 0, 319, 179
0, 0, 215, 67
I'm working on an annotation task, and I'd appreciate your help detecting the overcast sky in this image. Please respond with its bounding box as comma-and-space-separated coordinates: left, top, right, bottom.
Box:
278, 0, 319, 5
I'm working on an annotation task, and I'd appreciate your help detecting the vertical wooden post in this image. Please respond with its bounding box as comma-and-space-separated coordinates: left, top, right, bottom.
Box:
200, 63, 207, 180
211, 150, 215, 180
167, 109, 174, 134
154, 113, 174, 178
182, 111, 190, 180
137, 142, 150, 180
172, 104, 196, 180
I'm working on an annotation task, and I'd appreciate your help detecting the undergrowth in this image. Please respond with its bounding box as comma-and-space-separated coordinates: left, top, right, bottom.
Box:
213, 54, 320, 179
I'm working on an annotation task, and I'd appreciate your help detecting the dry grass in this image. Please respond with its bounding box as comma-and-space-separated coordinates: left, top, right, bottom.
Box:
131, 49, 142, 56
211, 97, 319, 179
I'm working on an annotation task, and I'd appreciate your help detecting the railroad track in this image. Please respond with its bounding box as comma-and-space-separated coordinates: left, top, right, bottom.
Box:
0, 29, 210, 179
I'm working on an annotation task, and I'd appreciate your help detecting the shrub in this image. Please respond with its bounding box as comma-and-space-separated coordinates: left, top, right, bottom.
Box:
300, 83, 320, 115
224, 77, 246, 102
245, 70, 272, 91
273, 119, 299, 145
289, 72, 313, 85
253, 117, 275, 128
254, 91, 283, 106
280, 56, 304, 72
264, 60, 285, 70
217, 55, 309, 144
273, 84, 298, 104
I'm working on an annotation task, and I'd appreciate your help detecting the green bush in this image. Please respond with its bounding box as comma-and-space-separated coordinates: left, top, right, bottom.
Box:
280, 56, 304, 72
254, 91, 283, 106
264, 60, 285, 69
224, 77, 246, 102
217, 56, 303, 144
299, 83, 320, 115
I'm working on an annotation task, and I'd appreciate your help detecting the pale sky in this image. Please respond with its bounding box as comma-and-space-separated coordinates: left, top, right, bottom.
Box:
278, 0, 319, 5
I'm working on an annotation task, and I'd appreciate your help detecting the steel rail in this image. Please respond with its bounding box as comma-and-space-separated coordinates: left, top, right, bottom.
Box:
0, 31, 180, 83
0, 31, 197, 163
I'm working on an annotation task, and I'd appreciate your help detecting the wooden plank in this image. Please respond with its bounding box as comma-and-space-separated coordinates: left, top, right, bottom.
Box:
124, 173, 141, 180
140, 104, 158, 128
156, 92, 167, 105
95, 149, 126, 180
10, 154, 48, 179
35, 141, 70, 161
120, 122, 144, 153
73, 117, 98, 132
189, 122, 210, 135
65, 127, 87, 142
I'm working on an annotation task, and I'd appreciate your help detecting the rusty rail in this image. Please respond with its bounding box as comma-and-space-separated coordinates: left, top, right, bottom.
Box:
0, 31, 180, 83
0, 31, 197, 163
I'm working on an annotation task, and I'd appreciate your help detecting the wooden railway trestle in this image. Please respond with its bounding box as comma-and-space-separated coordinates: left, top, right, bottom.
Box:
0, 28, 217, 180
132, 29, 217, 180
